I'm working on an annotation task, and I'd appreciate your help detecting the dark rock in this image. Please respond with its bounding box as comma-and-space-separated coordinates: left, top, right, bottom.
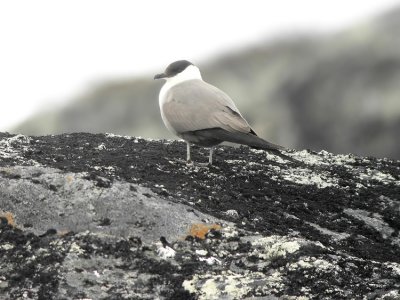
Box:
0, 132, 399, 299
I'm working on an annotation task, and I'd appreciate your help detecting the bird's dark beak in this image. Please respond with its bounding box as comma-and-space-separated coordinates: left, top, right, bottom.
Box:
154, 73, 166, 80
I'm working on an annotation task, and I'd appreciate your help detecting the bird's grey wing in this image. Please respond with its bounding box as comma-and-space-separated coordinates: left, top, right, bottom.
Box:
162, 80, 252, 134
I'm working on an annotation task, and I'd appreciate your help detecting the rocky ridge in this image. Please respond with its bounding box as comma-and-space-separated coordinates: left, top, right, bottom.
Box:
0, 132, 399, 299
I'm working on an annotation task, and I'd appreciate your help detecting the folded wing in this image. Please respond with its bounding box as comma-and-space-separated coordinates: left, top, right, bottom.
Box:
162, 79, 252, 134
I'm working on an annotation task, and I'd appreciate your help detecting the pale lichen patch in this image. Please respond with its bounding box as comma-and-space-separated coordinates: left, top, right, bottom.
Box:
156, 243, 176, 259
105, 133, 133, 140
96, 143, 107, 150
250, 236, 301, 260
182, 271, 284, 300
289, 149, 356, 167
0, 243, 15, 251
358, 168, 399, 186
221, 225, 239, 239
0, 134, 38, 165
69, 242, 85, 255
276, 166, 339, 188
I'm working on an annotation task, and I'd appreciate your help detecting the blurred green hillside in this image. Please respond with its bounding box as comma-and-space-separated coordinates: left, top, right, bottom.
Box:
13, 8, 400, 159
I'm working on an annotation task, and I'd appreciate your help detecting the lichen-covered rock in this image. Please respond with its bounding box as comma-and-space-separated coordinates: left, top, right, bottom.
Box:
0, 132, 399, 299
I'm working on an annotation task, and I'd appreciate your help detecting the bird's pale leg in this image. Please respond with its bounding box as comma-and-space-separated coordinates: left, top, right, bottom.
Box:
208, 147, 214, 165
186, 142, 192, 163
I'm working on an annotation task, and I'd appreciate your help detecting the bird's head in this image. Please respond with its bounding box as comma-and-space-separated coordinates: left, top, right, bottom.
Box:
154, 60, 202, 84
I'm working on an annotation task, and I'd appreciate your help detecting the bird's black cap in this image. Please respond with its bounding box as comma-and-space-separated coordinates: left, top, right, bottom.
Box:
154, 60, 193, 79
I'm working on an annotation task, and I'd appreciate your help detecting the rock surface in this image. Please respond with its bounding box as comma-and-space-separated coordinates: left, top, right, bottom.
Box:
0, 132, 399, 299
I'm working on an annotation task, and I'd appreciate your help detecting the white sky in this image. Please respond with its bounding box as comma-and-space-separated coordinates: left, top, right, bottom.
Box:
0, 0, 399, 131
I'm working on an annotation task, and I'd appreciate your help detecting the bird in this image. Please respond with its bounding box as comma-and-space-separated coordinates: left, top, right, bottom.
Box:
154, 60, 286, 165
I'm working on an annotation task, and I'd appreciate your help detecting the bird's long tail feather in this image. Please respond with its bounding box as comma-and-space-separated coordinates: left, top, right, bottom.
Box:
193, 128, 292, 161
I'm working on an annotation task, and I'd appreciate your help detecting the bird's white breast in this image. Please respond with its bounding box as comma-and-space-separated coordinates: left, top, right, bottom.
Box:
158, 65, 202, 134
159, 84, 178, 134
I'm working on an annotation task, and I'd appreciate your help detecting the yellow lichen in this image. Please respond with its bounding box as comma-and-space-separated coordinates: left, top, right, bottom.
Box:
189, 223, 221, 240
0, 211, 15, 227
